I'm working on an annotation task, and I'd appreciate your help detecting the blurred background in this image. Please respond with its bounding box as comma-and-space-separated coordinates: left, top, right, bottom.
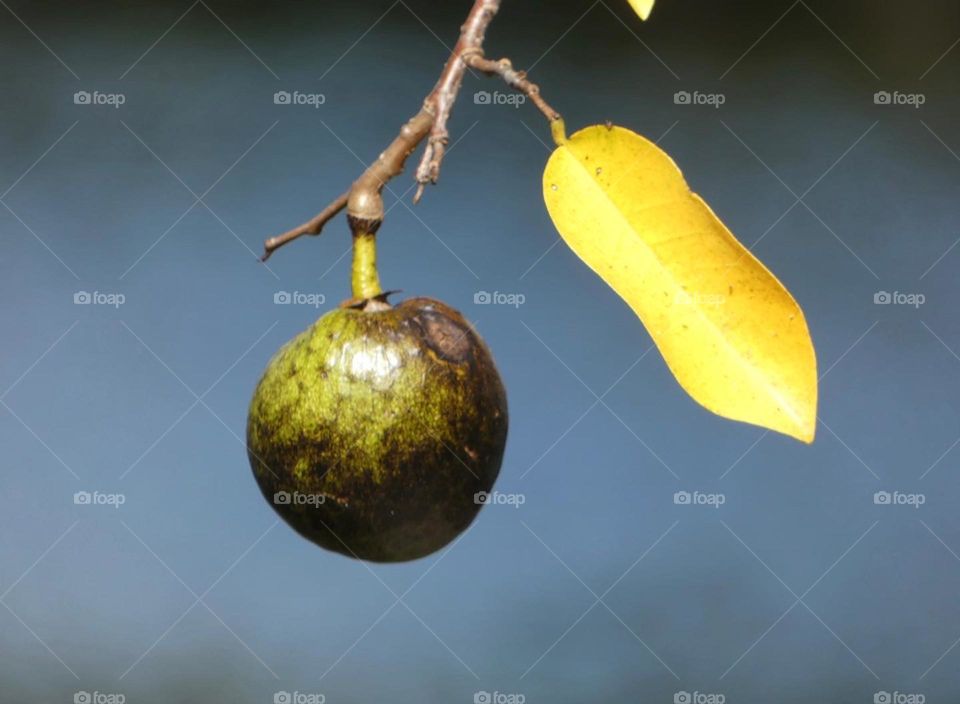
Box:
1, 0, 959, 702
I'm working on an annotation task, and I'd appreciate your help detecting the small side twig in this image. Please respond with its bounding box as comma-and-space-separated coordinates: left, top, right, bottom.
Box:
463, 54, 560, 122
413, 50, 560, 201
413, 0, 502, 202
261, 191, 348, 261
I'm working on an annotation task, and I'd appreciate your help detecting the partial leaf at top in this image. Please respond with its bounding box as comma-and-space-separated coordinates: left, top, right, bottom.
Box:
627, 0, 655, 20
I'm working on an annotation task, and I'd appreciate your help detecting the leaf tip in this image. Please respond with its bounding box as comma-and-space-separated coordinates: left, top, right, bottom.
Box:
628, 0, 655, 20
767, 390, 818, 444
790, 416, 817, 445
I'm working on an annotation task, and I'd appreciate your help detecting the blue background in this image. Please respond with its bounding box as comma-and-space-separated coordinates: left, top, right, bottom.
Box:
1, 1, 959, 702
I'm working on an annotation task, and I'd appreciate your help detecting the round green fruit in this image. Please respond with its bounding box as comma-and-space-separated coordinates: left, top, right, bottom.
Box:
246, 297, 508, 562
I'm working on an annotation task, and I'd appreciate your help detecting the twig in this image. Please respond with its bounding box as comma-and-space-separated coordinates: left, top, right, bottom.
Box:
413, 0, 502, 202
261, 0, 560, 260
263, 0, 501, 259
261, 191, 348, 261
346, 108, 435, 225
463, 55, 561, 122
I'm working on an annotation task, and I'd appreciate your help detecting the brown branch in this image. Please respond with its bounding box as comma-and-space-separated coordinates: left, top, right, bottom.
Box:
346, 108, 434, 224
344, 0, 510, 224
261, 191, 348, 261
463, 55, 561, 122
262, 0, 502, 259
413, 0, 502, 202
262, 0, 560, 259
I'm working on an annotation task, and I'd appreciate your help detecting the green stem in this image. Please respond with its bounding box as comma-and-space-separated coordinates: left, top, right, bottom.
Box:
351, 231, 382, 300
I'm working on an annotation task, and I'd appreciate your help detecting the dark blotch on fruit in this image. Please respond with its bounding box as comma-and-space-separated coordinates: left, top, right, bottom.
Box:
246, 297, 508, 562
414, 309, 473, 363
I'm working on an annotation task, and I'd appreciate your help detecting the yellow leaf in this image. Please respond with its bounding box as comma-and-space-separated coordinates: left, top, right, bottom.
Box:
542, 123, 817, 442
627, 0, 655, 20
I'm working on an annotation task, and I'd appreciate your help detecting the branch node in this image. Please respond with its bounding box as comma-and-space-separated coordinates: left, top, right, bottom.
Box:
262, 0, 507, 258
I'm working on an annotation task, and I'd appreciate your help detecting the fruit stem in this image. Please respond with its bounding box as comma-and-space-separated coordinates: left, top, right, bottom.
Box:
351, 231, 383, 300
